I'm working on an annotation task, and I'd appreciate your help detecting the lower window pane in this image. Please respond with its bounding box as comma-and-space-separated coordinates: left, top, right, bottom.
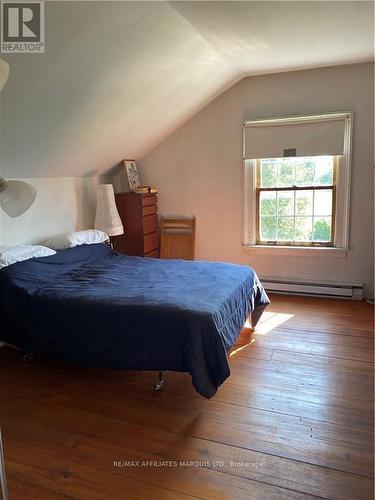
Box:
277, 216, 294, 241
296, 190, 313, 215
260, 191, 276, 215
313, 217, 332, 242
295, 217, 313, 241
314, 190, 333, 217
260, 216, 277, 240
277, 191, 294, 216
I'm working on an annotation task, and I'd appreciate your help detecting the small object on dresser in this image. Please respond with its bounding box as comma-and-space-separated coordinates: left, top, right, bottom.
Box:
123, 159, 140, 192
135, 186, 158, 194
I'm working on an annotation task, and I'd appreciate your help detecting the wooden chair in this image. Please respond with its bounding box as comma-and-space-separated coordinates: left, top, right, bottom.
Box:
160, 216, 196, 260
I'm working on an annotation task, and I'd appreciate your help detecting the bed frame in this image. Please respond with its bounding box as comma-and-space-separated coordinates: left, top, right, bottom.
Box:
22, 351, 166, 392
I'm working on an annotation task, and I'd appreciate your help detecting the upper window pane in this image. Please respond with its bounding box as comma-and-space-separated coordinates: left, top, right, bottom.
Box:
259, 159, 277, 187
277, 161, 295, 187
314, 156, 334, 185
259, 156, 334, 188
295, 158, 314, 186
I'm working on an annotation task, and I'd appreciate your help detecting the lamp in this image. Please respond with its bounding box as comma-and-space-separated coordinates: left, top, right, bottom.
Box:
0, 177, 37, 217
0, 59, 9, 92
94, 184, 123, 241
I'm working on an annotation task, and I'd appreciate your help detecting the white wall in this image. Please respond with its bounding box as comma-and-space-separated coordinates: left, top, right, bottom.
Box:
138, 63, 374, 297
0, 176, 97, 246
1, 1, 373, 178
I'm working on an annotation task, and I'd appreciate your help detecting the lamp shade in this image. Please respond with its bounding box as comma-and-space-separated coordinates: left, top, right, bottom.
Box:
94, 184, 123, 237
0, 177, 37, 217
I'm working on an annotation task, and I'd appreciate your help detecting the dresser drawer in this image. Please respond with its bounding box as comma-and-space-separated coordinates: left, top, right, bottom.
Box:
142, 213, 158, 235
143, 231, 159, 254
142, 195, 157, 207
144, 248, 160, 258
142, 204, 157, 217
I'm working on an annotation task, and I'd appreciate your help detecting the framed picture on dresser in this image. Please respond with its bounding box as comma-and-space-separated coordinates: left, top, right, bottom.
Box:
123, 159, 140, 192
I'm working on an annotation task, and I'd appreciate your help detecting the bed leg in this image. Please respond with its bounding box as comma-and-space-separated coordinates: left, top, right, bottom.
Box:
154, 371, 164, 392
0, 429, 9, 500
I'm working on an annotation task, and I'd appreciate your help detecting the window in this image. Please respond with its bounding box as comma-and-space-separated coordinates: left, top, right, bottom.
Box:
243, 112, 352, 254
256, 156, 336, 246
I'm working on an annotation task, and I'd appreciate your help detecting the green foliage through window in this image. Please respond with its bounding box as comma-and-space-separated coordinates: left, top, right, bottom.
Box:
258, 156, 334, 244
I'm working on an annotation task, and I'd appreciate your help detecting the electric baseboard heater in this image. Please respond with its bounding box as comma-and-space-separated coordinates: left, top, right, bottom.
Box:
261, 278, 363, 300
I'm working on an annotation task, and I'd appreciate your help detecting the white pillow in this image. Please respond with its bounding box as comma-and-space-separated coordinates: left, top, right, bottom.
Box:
0, 245, 56, 269
44, 229, 109, 251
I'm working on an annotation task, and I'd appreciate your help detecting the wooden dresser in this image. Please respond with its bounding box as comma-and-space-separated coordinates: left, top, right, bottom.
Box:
113, 192, 160, 257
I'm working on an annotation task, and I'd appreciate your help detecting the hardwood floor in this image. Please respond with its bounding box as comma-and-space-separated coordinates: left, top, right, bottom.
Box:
0, 294, 373, 499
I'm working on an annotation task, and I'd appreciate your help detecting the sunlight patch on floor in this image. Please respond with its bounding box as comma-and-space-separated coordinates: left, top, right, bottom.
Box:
253, 311, 294, 335
230, 311, 294, 357
229, 338, 255, 357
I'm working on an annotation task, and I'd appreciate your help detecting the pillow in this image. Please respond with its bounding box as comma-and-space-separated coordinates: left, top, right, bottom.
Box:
44, 229, 109, 251
0, 245, 56, 269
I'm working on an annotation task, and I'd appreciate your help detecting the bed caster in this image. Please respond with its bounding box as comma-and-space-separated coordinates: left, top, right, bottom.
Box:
22, 353, 35, 363
154, 371, 164, 392
154, 381, 163, 392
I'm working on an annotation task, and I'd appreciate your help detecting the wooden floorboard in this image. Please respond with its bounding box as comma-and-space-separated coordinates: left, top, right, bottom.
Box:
0, 295, 373, 499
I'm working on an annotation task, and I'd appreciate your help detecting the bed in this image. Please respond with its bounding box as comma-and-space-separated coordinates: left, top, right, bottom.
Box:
0, 243, 269, 398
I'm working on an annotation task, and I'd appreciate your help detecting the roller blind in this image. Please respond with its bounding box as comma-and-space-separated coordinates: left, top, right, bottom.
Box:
243, 114, 348, 160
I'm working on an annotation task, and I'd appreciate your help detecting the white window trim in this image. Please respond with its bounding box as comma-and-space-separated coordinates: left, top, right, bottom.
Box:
242, 111, 352, 257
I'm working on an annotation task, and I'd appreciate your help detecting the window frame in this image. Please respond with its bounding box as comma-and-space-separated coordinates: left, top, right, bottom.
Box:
243, 112, 353, 254
255, 157, 338, 247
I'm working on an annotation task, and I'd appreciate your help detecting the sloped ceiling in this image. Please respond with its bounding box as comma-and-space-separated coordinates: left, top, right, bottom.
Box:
1, 1, 373, 177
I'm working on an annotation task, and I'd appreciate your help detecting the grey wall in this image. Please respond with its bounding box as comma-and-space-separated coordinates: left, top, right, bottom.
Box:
0, 177, 98, 246
139, 63, 374, 297
1, 1, 373, 178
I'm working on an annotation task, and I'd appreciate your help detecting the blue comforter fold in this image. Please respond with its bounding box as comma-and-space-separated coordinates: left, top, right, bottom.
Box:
0, 244, 269, 397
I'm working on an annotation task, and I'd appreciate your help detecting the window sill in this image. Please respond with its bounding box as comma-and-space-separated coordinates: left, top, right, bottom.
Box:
243, 244, 349, 258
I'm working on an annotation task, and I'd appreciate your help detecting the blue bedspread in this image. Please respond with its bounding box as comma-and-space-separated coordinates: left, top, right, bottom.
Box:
0, 244, 269, 397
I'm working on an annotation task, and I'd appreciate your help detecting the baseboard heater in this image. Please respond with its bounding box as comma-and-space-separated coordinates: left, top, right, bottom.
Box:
261, 278, 363, 300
